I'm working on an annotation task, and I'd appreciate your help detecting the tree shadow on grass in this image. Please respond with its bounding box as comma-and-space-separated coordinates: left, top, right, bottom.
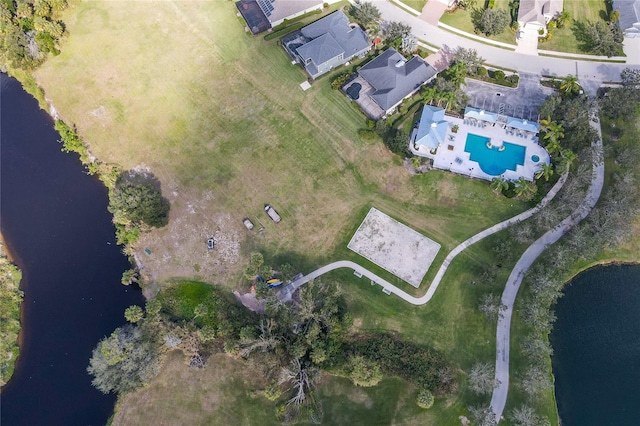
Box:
570, 20, 593, 52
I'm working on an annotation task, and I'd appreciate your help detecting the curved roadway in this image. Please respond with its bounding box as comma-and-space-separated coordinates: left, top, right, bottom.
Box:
489, 113, 604, 422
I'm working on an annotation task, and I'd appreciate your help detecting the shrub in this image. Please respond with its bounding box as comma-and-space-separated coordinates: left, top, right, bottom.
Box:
347, 334, 456, 395
264, 383, 282, 401
358, 128, 379, 142
331, 71, 352, 90
55, 120, 90, 163
264, 22, 305, 41
493, 70, 505, 80
416, 389, 434, 409
348, 356, 383, 387
476, 66, 488, 77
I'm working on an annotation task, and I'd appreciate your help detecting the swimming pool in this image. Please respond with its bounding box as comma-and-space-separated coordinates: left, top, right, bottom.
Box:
464, 133, 526, 176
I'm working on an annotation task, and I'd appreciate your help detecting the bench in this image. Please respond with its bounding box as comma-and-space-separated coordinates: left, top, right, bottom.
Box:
353, 270, 363, 278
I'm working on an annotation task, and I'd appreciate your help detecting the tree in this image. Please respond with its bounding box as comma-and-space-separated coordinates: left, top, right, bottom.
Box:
518, 366, 552, 398
124, 305, 144, 323
621, 68, 640, 88
490, 177, 509, 194
348, 356, 383, 387
468, 405, 497, 426
509, 405, 549, 426
382, 20, 411, 42
559, 75, 581, 96
608, 9, 620, 23
386, 130, 409, 155
443, 61, 468, 86
401, 33, 418, 53
535, 163, 554, 182
468, 362, 496, 395
581, 21, 623, 57
540, 119, 565, 141
349, 2, 381, 27
556, 149, 576, 173
33, 0, 51, 17
514, 177, 537, 201
108, 177, 170, 228
479, 293, 502, 320
416, 389, 434, 409
87, 325, 159, 395
474, 8, 510, 36
452, 47, 485, 74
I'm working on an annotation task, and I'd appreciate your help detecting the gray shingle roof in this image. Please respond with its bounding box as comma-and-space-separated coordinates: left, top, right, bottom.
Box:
296, 33, 344, 65
518, 0, 563, 26
613, 0, 640, 34
358, 48, 436, 112
296, 11, 370, 67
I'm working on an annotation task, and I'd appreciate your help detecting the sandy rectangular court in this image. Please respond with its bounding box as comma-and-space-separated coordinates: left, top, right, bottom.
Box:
347, 208, 441, 287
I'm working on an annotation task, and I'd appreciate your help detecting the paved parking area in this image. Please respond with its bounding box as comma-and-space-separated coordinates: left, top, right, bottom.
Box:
463, 73, 555, 121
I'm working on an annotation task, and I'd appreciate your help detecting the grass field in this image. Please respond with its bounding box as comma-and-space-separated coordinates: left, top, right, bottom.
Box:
534, 0, 609, 54
440, 4, 517, 45
35, 0, 527, 288
30, 0, 566, 424
397, 0, 427, 13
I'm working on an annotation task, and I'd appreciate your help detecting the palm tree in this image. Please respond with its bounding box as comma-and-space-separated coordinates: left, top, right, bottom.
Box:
559, 75, 581, 96
514, 177, 537, 200
544, 136, 562, 156
490, 177, 509, 194
535, 163, 554, 181
557, 149, 577, 173
422, 86, 438, 105
540, 120, 564, 141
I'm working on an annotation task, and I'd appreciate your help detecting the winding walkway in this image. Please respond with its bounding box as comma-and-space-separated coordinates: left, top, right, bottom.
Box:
490, 112, 605, 422
279, 171, 567, 305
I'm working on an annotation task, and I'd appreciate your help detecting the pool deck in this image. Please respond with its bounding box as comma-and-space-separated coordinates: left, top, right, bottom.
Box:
410, 115, 550, 181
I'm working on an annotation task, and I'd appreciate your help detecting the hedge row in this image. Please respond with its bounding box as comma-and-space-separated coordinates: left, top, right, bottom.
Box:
264, 22, 305, 41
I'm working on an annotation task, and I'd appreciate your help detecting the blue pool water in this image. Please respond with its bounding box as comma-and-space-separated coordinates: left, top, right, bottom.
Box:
464, 133, 526, 176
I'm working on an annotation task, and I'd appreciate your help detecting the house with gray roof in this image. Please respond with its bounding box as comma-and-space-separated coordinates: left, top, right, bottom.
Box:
357, 48, 437, 115
287, 11, 371, 79
517, 0, 563, 32
613, 0, 640, 37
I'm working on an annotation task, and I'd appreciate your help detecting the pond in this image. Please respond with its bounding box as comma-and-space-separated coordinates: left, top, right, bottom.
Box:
551, 264, 640, 426
0, 73, 144, 425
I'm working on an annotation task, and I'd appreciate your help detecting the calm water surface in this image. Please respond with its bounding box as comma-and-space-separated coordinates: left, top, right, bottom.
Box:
551, 264, 640, 426
0, 73, 144, 425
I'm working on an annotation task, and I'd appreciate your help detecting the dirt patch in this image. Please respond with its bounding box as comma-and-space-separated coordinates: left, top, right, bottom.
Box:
347, 208, 441, 287
135, 186, 243, 287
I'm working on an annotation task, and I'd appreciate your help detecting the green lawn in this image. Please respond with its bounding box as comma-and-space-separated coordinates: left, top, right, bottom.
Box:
29, 0, 575, 424
537, 1, 609, 54
397, 0, 426, 13
440, 7, 516, 45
